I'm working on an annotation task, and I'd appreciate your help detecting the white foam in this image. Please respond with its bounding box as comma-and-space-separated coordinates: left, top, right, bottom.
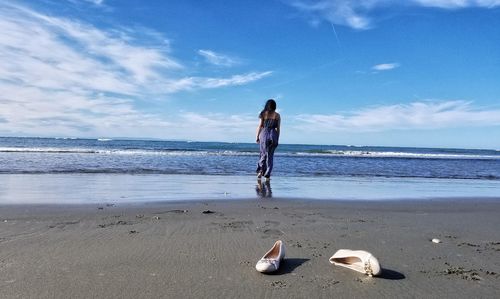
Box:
106, 150, 258, 156
0, 147, 96, 153
293, 150, 500, 160
1, 147, 498, 160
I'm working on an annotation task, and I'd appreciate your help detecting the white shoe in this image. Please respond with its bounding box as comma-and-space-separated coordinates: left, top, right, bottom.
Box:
329, 249, 381, 276
255, 240, 285, 273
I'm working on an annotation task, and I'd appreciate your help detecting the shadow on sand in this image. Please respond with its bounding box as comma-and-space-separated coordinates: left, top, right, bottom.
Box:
267, 258, 309, 275
378, 268, 406, 280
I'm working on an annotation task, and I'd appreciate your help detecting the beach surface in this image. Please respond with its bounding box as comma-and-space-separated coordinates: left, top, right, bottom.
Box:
1, 199, 499, 298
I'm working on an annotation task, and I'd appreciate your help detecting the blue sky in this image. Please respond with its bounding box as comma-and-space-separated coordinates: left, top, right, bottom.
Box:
1, 0, 499, 149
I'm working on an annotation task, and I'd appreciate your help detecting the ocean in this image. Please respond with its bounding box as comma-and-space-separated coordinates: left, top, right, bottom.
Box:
1, 137, 499, 203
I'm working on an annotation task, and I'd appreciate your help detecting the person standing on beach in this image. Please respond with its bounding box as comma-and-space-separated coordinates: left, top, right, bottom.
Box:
256, 99, 280, 180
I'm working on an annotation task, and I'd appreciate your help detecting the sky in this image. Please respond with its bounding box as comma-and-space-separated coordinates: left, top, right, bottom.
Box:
0, 0, 499, 149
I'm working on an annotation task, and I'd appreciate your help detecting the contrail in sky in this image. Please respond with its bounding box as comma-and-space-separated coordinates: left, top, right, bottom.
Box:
330, 22, 342, 50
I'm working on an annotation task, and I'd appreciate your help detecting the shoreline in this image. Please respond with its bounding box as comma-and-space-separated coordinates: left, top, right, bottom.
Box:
1, 199, 499, 298
1, 195, 500, 206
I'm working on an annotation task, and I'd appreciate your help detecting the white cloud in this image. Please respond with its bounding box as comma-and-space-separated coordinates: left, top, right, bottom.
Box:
413, 0, 500, 8
287, 0, 500, 29
175, 113, 256, 141
0, 2, 271, 138
294, 101, 500, 132
198, 49, 239, 67
0, 2, 184, 95
83, 0, 104, 5
68, 0, 104, 6
372, 63, 400, 71
290, 0, 375, 30
162, 71, 273, 93
194, 72, 273, 88
0, 83, 173, 137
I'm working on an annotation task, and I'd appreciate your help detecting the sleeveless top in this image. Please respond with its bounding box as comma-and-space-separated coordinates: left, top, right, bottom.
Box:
263, 118, 279, 129
259, 115, 280, 145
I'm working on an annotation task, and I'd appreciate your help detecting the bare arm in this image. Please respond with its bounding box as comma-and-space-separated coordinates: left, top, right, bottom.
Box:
256, 117, 264, 143
276, 114, 281, 138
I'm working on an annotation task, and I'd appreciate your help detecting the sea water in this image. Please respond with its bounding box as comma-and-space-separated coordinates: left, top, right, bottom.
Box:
0, 137, 499, 203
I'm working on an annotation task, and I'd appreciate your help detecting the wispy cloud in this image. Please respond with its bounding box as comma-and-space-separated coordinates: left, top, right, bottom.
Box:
287, 0, 500, 29
67, 0, 105, 7
372, 63, 400, 71
195, 72, 273, 88
414, 0, 500, 9
176, 113, 256, 141
198, 49, 239, 67
294, 101, 500, 132
0, 2, 271, 138
289, 0, 374, 29
83, 0, 104, 5
162, 72, 273, 93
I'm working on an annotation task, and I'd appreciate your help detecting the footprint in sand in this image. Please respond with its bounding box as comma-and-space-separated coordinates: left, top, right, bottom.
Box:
211, 220, 254, 232
48, 221, 80, 229
264, 220, 280, 227
270, 280, 287, 288
98, 220, 133, 228
154, 209, 188, 215
259, 228, 284, 239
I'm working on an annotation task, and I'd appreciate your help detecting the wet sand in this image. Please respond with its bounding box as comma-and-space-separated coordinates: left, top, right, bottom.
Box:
1, 199, 499, 298
2, 173, 500, 204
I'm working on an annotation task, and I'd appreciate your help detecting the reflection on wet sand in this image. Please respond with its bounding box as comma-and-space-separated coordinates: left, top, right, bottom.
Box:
256, 179, 272, 198
2, 174, 499, 204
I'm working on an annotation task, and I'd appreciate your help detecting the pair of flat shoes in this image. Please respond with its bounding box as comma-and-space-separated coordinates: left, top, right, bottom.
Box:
255, 240, 381, 276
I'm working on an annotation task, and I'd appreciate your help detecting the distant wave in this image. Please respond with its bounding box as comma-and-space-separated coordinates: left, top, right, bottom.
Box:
0, 147, 259, 156
0, 147, 98, 154
297, 150, 500, 160
1, 147, 499, 160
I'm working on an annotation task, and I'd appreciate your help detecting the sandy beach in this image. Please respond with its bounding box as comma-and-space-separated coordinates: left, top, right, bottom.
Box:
1, 198, 499, 298
2, 0, 500, 297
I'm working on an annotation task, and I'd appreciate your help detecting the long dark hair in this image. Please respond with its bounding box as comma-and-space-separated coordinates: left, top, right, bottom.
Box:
259, 99, 276, 118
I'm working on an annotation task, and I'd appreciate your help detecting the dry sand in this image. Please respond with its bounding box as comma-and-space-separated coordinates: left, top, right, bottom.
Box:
1, 199, 499, 298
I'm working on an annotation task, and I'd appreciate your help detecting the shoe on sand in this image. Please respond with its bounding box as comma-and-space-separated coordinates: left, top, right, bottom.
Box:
329, 249, 381, 276
255, 240, 285, 273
